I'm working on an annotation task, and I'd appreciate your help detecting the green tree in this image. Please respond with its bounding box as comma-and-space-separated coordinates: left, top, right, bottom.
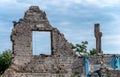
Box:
0, 49, 12, 75
89, 48, 97, 55
71, 41, 96, 56
71, 41, 88, 56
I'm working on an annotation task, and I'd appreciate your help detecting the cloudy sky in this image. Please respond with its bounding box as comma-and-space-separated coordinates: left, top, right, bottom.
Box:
0, 0, 120, 54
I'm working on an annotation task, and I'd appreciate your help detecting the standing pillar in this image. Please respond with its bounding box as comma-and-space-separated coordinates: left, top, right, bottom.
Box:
94, 24, 103, 54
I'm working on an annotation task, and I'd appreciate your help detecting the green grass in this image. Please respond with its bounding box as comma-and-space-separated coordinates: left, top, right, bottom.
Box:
0, 75, 2, 77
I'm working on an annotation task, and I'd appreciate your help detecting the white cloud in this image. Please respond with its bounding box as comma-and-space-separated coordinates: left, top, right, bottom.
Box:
3, 0, 119, 10
103, 35, 120, 45
38, 0, 120, 7
15, 0, 83, 10
52, 0, 82, 5
85, 0, 120, 7
0, 0, 120, 54
0, 0, 29, 7
0, 22, 12, 33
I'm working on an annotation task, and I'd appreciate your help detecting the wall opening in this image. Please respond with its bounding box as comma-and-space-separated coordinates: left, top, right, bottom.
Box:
32, 31, 51, 55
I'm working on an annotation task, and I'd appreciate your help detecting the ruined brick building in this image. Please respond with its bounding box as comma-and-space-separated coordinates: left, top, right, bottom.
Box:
3, 6, 120, 77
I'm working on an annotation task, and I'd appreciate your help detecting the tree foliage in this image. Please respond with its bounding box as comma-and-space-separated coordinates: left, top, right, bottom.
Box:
71, 41, 96, 56
0, 49, 12, 75
89, 48, 97, 55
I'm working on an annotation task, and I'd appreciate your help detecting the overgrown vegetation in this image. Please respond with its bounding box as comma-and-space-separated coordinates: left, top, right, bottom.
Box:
71, 41, 97, 56
0, 49, 12, 75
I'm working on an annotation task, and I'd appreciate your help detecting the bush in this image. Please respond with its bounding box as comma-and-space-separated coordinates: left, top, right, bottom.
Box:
0, 49, 12, 74
0, 75, 2, 77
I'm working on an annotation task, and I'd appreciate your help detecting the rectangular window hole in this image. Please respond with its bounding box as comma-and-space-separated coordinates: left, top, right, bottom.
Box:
32, 31, 51, 55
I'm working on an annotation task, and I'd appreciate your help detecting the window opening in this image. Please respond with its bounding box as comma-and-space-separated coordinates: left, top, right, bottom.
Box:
32, 31, 51, 55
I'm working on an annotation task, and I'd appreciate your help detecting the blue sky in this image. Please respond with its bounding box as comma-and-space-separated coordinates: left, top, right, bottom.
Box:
0, 0, 120, 54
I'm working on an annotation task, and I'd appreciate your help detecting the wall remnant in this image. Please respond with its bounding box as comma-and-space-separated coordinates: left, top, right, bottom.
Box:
3, 6, 120, 77
3, 6, 84, 77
